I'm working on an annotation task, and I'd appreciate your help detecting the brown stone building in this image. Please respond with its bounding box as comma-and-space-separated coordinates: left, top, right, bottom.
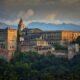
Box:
23, 30, 80, 46
0, 27, 17, 60
0, 19, 80, 59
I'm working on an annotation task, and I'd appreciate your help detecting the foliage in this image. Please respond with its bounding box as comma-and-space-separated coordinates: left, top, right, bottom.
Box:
75, 36, 80, 45
54, 43, 67, 51
0, 51, 80, 80
71, 36, 80, 45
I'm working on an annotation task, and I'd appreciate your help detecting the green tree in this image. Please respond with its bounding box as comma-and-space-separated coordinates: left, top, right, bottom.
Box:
75, 36, 80, 45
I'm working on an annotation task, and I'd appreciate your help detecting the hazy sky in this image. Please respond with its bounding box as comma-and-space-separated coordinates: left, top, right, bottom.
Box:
0, 0, 80, 25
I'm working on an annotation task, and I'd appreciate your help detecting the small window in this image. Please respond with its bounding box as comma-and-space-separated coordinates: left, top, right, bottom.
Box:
12, 46, 14, 48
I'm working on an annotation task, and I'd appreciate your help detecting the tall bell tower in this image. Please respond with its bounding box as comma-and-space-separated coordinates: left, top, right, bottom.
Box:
17, 18, 25, 52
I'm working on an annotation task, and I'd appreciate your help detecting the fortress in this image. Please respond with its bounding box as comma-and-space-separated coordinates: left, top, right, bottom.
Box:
0, 19, 80, 59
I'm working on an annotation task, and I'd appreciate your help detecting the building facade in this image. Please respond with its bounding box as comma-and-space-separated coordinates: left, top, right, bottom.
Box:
23, 30, 80, 46
0, 28, 17, 59
0, 19, 80, 59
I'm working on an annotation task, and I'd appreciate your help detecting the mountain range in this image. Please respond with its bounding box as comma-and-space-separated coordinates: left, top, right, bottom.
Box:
0, 22, 17, 29
28, 22, 80, 31
0, 22, 80, 31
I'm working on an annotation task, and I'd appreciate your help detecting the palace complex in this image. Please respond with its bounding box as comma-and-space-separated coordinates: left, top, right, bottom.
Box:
0, 19, 80, 59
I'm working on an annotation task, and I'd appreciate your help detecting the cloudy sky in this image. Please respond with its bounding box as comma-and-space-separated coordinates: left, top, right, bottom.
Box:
0, 0, 80, 25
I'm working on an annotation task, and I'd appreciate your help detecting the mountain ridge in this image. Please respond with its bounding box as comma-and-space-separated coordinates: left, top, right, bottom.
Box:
28, 22, 80, 31
0, 22, 80, 31
0, 22, 17, 29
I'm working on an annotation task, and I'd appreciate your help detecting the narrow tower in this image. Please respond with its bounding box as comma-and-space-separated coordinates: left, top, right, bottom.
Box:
17, 18, 25, 52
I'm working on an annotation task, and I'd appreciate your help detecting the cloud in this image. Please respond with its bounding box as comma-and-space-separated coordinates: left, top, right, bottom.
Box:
43, 13, 62, 24
0, 0, 80, 26
59, 0, 80, 10
17, 9, 34, 19
27, 19, 80, 26
61, 20, 80, 25
45, 14, 57, 20
0, 18, 20, 25
4, 0, 45, 7
0, 17, 80, 27
61, 0, 80, 4
26, 9, 34, 16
